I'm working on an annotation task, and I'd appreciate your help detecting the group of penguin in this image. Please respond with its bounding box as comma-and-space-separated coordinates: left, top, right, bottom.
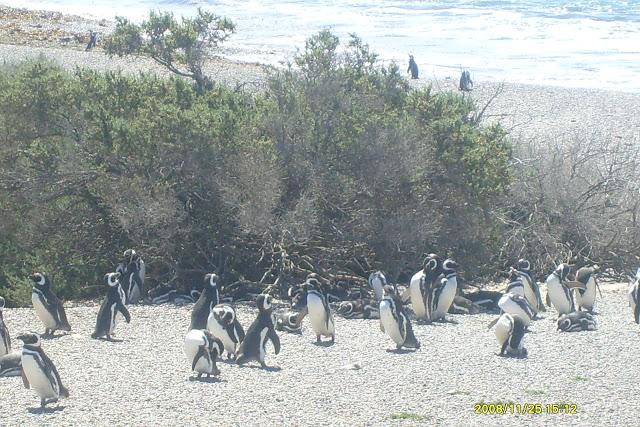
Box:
2, 248, 640, 411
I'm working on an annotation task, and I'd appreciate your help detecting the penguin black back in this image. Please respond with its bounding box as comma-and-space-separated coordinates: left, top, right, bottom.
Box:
190, 273, 220, 331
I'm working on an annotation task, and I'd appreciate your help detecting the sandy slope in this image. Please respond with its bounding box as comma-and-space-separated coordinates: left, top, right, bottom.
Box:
0, 282, 637, 426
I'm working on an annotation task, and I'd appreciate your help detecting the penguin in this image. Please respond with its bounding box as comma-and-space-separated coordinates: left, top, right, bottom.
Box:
335, 299, 379, 319
184, 329, 223, 379
557, 312, 597, 332
190, 273, 220, 331
505, 268, 526, 297
448, 295, 482, 315
397, 285, 411, 305
0, 296, 10, 357
431, 258, 459, 322
493, 313, 527, 358
407, 54, 419, 79
463, 289, 502, 312
628, 267, 640, 324
30, 273, 71, 336
235, 294, 280, 368
379, 285, 420, 350
516, 259, 545, 312
0, 352, 22, 377
497, 292, 536, 326
116, 249, 145, 304
545, 264, 585, 316
207, 304, 245, 359
274, 310, 303, 334
148, 284, 200, 305
368, 271, 388, 302
305, 278, 335, 343
572, 265, 601, 312
92, 272, 131, 340
409, 253, 443, 321
18, 333, 69, 409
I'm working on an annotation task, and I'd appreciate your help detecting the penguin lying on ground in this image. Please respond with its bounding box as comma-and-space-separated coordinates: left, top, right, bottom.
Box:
0, 352, 22, 377
379, 285, 420, 350
236, 295, 280, 369
18, 333, 69, 409
557, 312, 597, 332
30, 273, 71, 337
207, 304, 245, 359
273, 310, 304, 334
492, 313, 527, 358
335, 298, 379, 319
184, 329, 223, 380
147, 284, 201, 305
92, 272, 131, 341
0, 296, 10, 357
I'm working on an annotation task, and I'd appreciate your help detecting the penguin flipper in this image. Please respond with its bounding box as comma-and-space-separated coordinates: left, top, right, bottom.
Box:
192, 345, 207, 372
268, 328, 281, 355
379, 320, 385, 333
118, 302, 131, 323
487, 316, 500, 330
21, 369, 30, 389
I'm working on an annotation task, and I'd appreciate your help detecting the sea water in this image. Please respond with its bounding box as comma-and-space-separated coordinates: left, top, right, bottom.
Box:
5, 0, 640, 92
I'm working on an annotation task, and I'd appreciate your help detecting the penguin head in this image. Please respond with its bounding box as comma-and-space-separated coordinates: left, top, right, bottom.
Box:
382, 285, 397, 298
17, 333, 40, 346
123, 249, 138, 264
556, 314, 573, 331
30, 272, 48, 288
0, 296, 4, 310
290, 285, 307, 311
256, 294, 273, 312
508, 267, 521, 283
204, 273, 219, 288
212, 304, 234, 324
517, 259, 531, 272
305, 278, 322, 293
104, 272, 121, 287
555, 263, 571, 281
442, 259, 458, 274
422, 253, 441, 275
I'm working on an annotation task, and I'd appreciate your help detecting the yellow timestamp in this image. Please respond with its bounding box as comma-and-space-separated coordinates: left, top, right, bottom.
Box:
474, 402, 578, 415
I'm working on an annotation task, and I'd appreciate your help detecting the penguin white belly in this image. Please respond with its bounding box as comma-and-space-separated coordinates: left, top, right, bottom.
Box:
522, 281, 537, 309
207, 315, 236, 355
22, 353, 58, 399
307, 294, 333, 336
380, 301, 404, 346
370, 278, 384, 302
259, 327, 269, 363
498, 294, 532, 326
409, 272, 426, 319
575, 278, 596, 310
433, 279, 456, 320
0, 337, 8, 357
184, 330, 213, 373
494, 315, 512, 349
109, 304, 119, 335
629, 283, 638, 308
546, 276, 572, 315
129, 285, 141, 305
32, 293, 57, 329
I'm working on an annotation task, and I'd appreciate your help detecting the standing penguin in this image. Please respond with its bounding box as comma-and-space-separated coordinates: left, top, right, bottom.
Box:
18, 333, 69, 409
572, 265, 601, 312
516, 259, 545, 313
409, 254, 443, 321
379, 285, 420, 350
431, 259, 459, 322
628, 267, 640, 324
0, 296, 10, 356
497, 292, 536, 327
30, 273, 71, 336
116, 249, 145, 304
207, 304, 245, 359
492, 313, 527, 358
368, 271, 388, 302
190, 273, 220, 331
184, 329, 223, 379
545, 264, 585, 316
407, 54, 419, 79
236, 295, 280, 368
305, 278, 335, 343
92, 272, 131, 341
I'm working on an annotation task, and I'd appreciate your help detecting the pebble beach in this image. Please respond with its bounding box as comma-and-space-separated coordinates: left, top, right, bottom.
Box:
1, 3, 640, 426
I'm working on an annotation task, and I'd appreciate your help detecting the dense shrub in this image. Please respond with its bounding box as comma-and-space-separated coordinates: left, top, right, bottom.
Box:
0, 32, 514, 306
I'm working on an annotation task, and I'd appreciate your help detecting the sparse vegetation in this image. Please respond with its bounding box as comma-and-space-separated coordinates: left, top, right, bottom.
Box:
390, 412, 429, 421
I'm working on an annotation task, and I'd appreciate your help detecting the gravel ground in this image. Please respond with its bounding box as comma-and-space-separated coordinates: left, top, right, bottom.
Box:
0, 282, 637, 426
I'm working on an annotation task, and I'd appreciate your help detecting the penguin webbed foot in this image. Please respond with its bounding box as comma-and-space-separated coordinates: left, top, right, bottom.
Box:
316, 335, 321, 343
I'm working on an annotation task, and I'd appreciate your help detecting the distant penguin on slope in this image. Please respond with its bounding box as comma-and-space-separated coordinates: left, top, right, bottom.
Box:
18, 333, 69, 409
184, 329, 223, 380
628, 268, 640, 324
379, 285, 420, 350
207, 304, 245, 359
407, 54, 419, 79
236, 295, 280, 369
30, 273, 71, 336
305, 278, 335, 343
0, 296, 10, 357
492, 313, 527, 358
92, 272, 131, 341
190, 273, 220, 331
